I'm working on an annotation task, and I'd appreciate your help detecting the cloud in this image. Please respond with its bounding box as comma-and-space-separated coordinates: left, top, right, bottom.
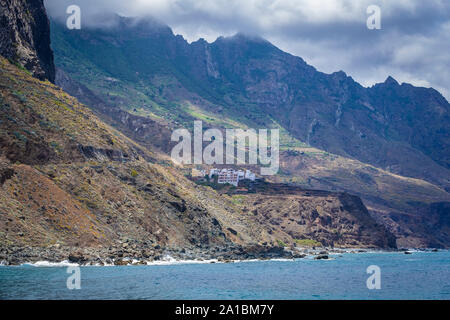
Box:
44, 0, 450, 99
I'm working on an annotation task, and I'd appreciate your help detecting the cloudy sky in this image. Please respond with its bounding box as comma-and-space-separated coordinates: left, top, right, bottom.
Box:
45, 0, 450, 99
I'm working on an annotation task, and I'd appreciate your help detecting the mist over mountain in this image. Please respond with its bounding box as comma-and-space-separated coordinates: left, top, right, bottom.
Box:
45, 0, 450, 102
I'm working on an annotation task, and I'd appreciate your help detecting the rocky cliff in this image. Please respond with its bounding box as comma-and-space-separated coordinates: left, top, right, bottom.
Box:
0, 0, 55, 82
227, 183, 397, 249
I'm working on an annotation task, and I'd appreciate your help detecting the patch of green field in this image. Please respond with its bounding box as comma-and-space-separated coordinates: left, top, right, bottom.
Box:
294, 239, 322, 247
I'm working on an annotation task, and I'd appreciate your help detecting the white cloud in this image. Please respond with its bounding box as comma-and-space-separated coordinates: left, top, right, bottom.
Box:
45, 0, 450, 100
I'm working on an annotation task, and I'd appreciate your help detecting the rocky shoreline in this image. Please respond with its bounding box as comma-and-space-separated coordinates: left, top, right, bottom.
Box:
0, 241, 407, 266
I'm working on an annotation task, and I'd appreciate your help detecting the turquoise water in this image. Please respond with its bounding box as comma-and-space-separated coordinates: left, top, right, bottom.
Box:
0, 251, 449, 300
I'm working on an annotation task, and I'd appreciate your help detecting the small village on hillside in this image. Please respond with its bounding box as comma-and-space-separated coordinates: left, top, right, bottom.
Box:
191, 168, 257, 187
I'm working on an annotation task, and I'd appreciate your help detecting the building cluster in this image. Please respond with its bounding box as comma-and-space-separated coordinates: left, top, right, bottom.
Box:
191, 168, 257, 187
210, 168, 256, 187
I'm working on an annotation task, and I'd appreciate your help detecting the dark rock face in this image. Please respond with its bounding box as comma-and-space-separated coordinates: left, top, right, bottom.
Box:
374, 201, 450, 248
53, 18, 449, 188
0, 0, 55, 82
239, 184, 397, 249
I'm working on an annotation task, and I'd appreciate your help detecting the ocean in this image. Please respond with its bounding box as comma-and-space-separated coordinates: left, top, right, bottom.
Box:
1, 251, 449, 300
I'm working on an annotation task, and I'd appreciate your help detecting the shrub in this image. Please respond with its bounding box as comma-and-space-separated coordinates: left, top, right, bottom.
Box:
294, 239, 322, 247
277, 239, 287, 247
130, 169, 139, 177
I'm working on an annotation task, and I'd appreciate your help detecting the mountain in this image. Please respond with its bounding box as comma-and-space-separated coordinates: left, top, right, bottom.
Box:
0, 4, 402, 265
0, 0, 55, 82
49, 15, 450, 248
0, 57, 398, 264
50, 17, 450, 191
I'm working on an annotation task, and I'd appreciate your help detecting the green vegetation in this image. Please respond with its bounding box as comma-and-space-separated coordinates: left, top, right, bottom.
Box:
276, 239, 287, 247
130, 169, 139, 177
294, 239, 322, 247
230, 195, 245, 205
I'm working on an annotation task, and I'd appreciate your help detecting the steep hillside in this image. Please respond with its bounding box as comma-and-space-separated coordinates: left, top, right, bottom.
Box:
50, 17, 450, 190
224, 183, 396, 249
0, 57, 253, 261
54, 50, 450, 248
49, 16, 450, 248
0, 57, 222, 247
0, 57, 399, 264
0, 0, 55, 82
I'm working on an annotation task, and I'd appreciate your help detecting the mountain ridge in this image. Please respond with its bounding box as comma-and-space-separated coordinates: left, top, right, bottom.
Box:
48, 14, 450, 248
50, 15, 450, 188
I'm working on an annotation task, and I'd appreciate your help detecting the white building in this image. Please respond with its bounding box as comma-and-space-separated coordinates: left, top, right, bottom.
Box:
209, 168, 256, 186
217, 169, 240, 187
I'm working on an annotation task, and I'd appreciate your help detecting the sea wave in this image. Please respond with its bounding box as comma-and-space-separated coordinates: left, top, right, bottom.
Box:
11, 250, 410, 267
145, 255, 219, 266
21, 260, 79, 267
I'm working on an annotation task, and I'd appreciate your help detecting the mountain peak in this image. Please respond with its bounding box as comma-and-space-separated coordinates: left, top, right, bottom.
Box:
331, 70, 348, 80
216, 32, 268, 44
384, 76, 399, 86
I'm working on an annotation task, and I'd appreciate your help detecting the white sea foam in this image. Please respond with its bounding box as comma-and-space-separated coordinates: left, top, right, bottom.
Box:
145, 255, 219, 266
11, 249, 398, 268
22, 260, 79, 267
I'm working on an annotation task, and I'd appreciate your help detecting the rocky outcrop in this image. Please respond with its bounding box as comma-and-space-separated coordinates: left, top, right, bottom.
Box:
49, 16, 450, 247
0, 0, 55, 82
372, 201, 450, 248
225, 182, 397, 249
